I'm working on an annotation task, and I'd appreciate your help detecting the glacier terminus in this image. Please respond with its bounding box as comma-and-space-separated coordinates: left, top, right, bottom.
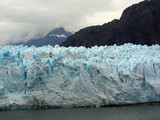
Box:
0, 43, 160, 110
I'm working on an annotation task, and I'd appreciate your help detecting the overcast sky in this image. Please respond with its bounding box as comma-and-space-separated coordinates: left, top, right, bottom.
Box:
0, 0, 143, 45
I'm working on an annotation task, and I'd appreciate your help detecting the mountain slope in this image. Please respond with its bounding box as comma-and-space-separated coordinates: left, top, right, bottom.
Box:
61, 0, 160, 47
34, 27, 72, 47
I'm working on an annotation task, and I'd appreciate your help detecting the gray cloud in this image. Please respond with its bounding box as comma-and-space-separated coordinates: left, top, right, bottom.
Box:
0, 0, 143, 45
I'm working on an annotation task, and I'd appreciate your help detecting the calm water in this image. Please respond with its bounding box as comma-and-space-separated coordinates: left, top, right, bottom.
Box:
0, 105, 160, 120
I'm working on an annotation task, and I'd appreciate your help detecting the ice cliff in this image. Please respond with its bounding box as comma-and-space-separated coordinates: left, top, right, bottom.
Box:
0, 44, 160, 110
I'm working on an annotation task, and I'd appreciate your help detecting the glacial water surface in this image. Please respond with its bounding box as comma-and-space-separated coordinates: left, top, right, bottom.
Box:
0, 105, 160, 120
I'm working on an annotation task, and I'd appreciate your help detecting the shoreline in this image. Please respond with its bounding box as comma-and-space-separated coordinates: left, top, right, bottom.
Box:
1, 101, 160, 111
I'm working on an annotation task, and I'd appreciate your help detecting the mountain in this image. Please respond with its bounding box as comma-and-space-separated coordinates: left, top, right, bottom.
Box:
61, 0, 160, 47
10, 27, 72, 47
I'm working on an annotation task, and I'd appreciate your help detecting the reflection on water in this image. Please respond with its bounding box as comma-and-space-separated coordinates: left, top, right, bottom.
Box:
0, 105, 160, 120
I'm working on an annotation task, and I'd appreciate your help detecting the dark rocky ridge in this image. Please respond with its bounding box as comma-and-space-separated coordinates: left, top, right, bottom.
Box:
61, 0, 160, 47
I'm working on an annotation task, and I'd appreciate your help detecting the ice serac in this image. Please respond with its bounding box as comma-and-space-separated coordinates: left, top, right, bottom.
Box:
0, 44, 160, 110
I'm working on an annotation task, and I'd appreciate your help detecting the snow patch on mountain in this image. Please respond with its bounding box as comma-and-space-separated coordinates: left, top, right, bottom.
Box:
49, 34, 67, 38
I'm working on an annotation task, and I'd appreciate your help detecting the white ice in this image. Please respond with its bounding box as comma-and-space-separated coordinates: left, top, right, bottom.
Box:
0, 43, 160, 110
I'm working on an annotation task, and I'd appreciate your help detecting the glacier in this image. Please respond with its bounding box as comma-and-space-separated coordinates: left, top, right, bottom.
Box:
0, 43, 160, 110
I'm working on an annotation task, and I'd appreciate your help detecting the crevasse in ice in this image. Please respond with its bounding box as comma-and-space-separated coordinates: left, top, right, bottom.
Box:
0, 43, 160, 110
